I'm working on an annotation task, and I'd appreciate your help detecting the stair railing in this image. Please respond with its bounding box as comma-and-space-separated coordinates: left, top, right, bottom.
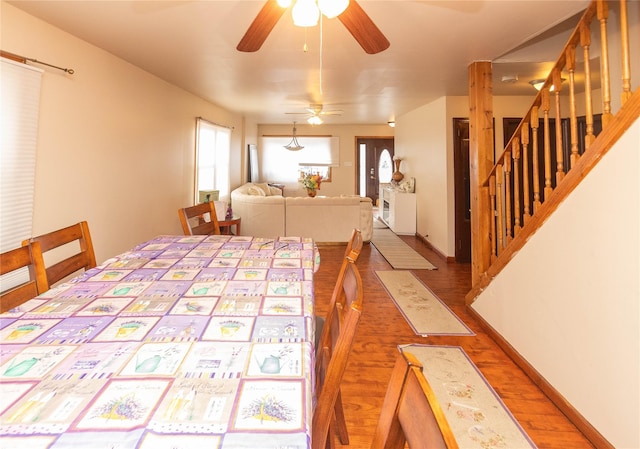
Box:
470, 0, 638, 298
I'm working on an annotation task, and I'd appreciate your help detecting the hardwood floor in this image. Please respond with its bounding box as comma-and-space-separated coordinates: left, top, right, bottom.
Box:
313, 235, 594, 449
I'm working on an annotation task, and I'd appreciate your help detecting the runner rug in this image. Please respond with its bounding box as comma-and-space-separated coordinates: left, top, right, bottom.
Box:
401, 344, 537, 448
375, 270, 474, 336
371, 227, 437, 270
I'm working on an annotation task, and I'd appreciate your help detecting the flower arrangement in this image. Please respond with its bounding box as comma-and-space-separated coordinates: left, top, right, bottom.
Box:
300, 173, 323, 197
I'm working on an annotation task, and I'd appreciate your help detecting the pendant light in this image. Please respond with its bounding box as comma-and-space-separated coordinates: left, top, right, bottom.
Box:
284, 122, 304, 151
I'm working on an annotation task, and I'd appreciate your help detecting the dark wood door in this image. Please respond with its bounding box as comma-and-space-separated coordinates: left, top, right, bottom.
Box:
453, 119, 472, 263
356, 138, 394, 203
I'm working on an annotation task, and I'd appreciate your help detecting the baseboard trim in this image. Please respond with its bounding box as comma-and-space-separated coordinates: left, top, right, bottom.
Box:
466, 306, 614, 449
415, 233, 455, 263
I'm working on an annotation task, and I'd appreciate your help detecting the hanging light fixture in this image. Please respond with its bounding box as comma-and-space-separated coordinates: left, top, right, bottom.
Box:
292, 0, 320, 27
529, 78, 565, 92
307, 114, 323, 125
284, 122, 304, 151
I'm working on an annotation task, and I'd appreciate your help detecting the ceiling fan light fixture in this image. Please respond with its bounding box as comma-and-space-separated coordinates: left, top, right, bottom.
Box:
284, 122, 305, 151
277, 0, 292, 7
292, 0, 320, 27
307, 115, 323, 125
318, 0, 349, 18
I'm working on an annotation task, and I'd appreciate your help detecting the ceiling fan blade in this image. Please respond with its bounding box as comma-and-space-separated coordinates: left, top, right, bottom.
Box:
338, 0, 390, 54
237, 0, 286, 52
320, 110, 343, 115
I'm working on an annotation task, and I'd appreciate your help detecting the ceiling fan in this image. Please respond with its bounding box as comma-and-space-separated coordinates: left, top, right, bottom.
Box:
237, 0, 390, 54
286, 104, 343, 125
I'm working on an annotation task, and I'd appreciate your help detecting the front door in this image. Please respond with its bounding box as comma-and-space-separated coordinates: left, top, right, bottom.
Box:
356, 138, 394, 204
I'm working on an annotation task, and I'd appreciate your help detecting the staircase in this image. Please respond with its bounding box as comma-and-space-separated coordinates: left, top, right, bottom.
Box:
465, 1, 639, 447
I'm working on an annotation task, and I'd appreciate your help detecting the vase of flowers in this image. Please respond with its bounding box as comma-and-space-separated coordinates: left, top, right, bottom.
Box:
300, 173, 323, 197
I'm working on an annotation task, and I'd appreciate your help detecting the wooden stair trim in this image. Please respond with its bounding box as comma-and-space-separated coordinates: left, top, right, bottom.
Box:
466, 305, 614, 449
467, 88, 640, 304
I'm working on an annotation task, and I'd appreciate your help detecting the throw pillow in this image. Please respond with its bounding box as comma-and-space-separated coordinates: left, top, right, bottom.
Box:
254, 183, 272, 196
247, 186, 266, 196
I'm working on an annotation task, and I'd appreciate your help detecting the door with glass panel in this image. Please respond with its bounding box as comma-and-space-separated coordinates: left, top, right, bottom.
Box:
356, 138, 394, 204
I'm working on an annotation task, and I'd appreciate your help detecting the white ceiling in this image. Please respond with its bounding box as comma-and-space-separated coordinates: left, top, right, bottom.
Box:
7, 0, 590, 124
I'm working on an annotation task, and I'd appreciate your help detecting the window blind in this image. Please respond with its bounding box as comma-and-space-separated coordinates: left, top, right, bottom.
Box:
0, 58, 43, 290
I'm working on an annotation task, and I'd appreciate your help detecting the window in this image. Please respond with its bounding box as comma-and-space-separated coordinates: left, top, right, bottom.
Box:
195, 118, 231, 202
259, 136, 339, 183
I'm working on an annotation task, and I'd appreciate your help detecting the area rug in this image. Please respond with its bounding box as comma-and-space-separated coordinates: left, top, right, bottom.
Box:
400, 344, 537, 449
371, 228, 437, 270
375, 270, 474, 336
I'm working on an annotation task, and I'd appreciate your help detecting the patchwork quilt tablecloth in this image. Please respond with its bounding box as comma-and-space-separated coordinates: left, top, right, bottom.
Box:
0, 235, 319, 449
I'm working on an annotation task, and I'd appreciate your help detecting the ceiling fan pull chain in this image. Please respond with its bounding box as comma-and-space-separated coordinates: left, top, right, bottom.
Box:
304, 28, 309, 52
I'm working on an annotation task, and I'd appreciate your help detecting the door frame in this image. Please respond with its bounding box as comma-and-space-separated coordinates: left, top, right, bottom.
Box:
355, 136, 394, 205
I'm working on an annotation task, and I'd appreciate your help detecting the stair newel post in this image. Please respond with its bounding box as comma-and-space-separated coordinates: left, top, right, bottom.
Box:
580, 21, 596, 150
521, 123, 531, 225
512, 141, 522, 236
541, 88, 554, 201
597, 0, 613, 126
566, 45, 580, 169
489, 175, 497, 262
531, 106, 542, 212
552, 69, 565, 183
496, 164, 505, 255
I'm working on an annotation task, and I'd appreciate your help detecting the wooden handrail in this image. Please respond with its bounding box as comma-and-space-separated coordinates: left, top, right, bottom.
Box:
469, 0, 637, 300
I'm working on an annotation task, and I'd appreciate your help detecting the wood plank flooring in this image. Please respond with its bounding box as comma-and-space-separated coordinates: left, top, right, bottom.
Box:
313, 235, 594, 449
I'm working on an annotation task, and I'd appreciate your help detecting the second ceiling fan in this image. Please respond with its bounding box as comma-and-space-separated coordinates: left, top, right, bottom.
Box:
237, 0, 390, 54
286, 103, 343, 125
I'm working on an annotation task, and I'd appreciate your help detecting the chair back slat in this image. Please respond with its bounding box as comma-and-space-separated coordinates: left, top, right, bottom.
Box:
1, 241, 49, 312
178, 202, 221, 235
312, 259, 364, 449
23, 221, 96, 286
371, 351, 459, 449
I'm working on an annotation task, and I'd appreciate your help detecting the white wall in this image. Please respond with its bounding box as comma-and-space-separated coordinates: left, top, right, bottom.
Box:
1, 2, 249, 263
395, 94, 534, 257
472, 117, 640, 448
257, 123, 391, 197
395, 98, 450, 253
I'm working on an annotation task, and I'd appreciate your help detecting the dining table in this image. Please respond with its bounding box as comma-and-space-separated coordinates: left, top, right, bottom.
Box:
0, 234, 320, 448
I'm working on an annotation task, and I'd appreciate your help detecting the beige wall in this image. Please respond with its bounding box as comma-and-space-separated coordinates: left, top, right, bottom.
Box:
472, 117, 640, 448
257, 123, 392, 197
2, 2, 249, 263
394, 94, 534, 257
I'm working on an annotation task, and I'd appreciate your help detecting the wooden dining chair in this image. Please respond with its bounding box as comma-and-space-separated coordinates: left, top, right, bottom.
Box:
1, 241, 49, 313
22, 221, 97, 286
370, 350, 459, 449
178, 202, 221, 236
313, 258, 364, 449
314, 228, 364, 445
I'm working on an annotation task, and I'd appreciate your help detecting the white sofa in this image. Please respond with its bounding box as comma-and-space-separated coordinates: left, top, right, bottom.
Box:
230, 183, 373, 242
